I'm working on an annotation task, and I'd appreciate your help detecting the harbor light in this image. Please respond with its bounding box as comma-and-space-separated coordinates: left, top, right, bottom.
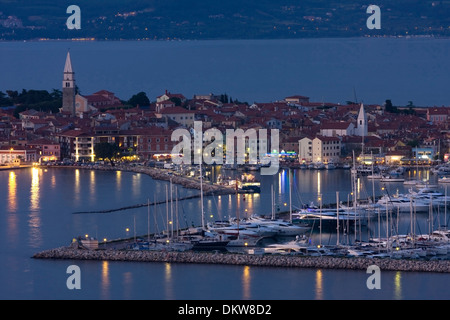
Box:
85, 234, 89, 238
125, 227, 130, 232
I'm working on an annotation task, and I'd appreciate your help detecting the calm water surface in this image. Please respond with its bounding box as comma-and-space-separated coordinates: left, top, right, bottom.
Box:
0, 167, 449, 300
1, 38, 449, 106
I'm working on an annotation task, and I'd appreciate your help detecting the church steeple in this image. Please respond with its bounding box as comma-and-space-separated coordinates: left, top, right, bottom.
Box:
62, 50, 76, 116
64, 51, 73, 74
355, 103, 368, 137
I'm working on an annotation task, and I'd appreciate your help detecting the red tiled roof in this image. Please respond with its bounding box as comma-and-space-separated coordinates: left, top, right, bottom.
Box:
320, 121, 353, 130
159, 106, 195, 114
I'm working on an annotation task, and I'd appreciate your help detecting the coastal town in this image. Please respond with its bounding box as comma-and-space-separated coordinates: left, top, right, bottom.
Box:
1, 51, 449, 169
1, 52, 448, 272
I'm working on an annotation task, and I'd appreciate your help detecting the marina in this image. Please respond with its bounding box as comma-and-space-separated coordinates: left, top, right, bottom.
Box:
3, 160, 450, 300
32, 162, 450, 269
1, 36, 450, 301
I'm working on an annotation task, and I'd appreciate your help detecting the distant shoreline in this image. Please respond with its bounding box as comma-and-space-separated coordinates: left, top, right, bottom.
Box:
1, 35, 448, 43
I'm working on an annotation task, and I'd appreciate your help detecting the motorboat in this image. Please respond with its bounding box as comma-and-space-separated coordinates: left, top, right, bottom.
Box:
380, 175, 405, 182
247, 215, 311, 236
314, 162, 325, 170
325, 162, 336, 170
403, 179, 422, 186
356, 166, 372, 175
438, 176, 450, 184
226, 237, 262, 247
263, 236, 333, 256
206, 223, 263, 239
409, 188, 450, 206
389, 167, 406, 176
376, 194, 429, 212
191, 233, 230, 251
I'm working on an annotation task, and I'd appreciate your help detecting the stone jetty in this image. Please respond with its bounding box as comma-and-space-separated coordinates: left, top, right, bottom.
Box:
33, 246, 450, 273
49, 164, 236, 196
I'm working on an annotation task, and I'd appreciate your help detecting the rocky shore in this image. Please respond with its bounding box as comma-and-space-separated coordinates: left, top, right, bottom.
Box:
33, 246, 450, 273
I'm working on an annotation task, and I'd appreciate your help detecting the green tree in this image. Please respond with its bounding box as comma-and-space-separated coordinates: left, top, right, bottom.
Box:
94, 142, 120, 161
169, 97, 182, 106
0, 91, 13, 107
384, 99, 398, 113
127, 92, 150, 107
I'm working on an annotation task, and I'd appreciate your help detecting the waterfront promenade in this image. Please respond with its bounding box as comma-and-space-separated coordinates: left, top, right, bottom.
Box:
33, 246, 450, 273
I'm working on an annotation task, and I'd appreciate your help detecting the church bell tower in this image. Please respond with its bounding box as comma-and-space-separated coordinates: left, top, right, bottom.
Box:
62, 51, 76, 116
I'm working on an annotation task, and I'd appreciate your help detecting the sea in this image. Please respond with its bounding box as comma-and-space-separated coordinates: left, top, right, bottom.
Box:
0, 38, 449, 302
0, 166, 449, 301
0, 37, 449, 106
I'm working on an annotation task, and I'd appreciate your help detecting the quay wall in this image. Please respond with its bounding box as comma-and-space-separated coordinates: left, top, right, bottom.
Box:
33, 247, 450, 273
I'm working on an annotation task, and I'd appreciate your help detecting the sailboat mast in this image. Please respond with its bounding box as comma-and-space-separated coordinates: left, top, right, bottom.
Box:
271, 184, 275, 220
166, 185, 169, 241
336, 191, 340, 246
170, 178, 174, 239
444, 185, 447, 230
319, 194, 323, 248
289, 169, 292, 223
200, 162, 205, 230
176, 186, 179, 239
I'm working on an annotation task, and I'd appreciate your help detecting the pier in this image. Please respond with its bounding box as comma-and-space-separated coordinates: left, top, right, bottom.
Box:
33, 246, 450, 273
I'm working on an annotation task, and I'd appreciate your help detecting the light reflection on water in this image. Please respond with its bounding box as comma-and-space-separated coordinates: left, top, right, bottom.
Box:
8, 171, 17, 212
28, 168, 42, 248
101, 261, 110, 300
315, 269, 324, 300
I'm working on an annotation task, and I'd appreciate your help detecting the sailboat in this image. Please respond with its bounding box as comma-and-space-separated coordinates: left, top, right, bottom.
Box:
249, 179, 310, 237
191, 162, 230, 250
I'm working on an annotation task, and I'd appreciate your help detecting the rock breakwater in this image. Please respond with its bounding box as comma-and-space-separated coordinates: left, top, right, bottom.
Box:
33, 247, 450, 273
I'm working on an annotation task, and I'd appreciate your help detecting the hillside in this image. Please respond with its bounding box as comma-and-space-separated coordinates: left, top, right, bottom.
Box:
0, 0, 449, 40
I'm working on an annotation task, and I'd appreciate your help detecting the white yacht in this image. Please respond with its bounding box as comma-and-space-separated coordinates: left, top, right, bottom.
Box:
409, 188, 450, 206
325, 162, 336, 170
380, 175, 405, 182
247, 215, 310, 236
438, 176, 450, 184
376, 194, 429, 212
206, 223, 262, 239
